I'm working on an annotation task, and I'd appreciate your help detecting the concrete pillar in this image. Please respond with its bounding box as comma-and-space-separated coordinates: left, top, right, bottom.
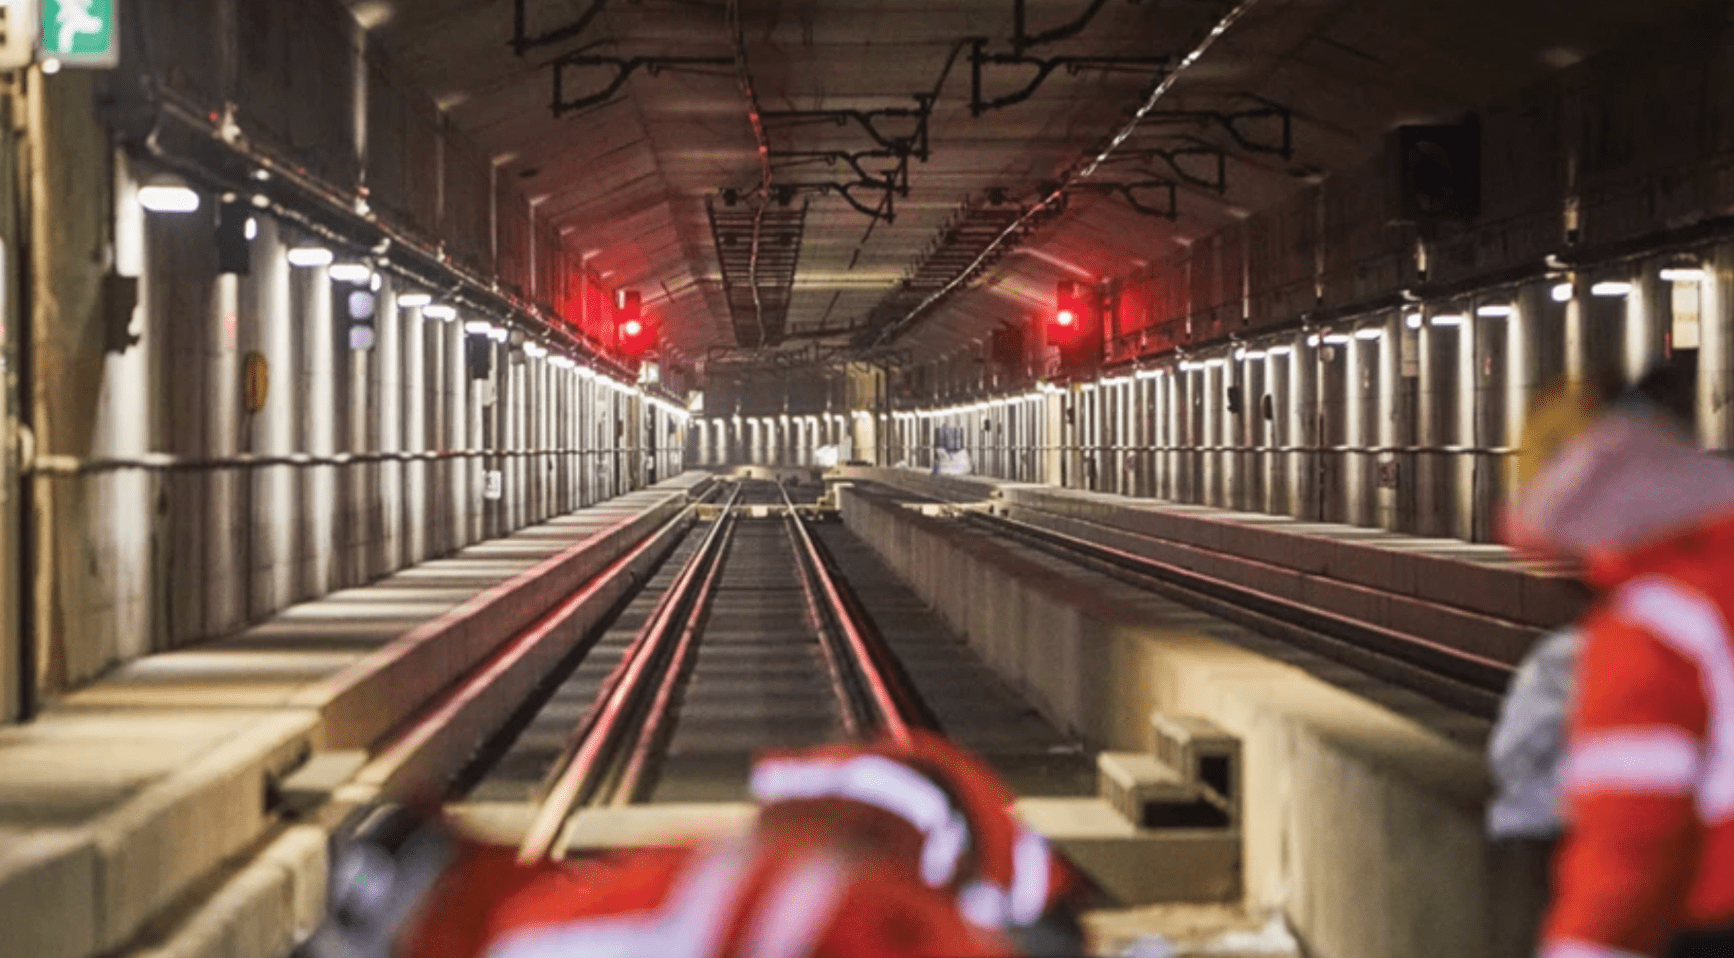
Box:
1344, 332, 1370, 527
470, 346, 489, 529
377, 285, 404, 572
1454, 314, 1478, 542
444, 313, 470, 548
294, 260, 337, 599
1317, 336, 1346, 525
1373, 315, 1402, 531
1705, 243, 1734, 451
1626, 268, 1667, 385
1260, 352, 1284, 515
341, 278, 378, 586
1417, 316, 1456, 538
402, 304, 428, 565
1288, 332, 1319, 520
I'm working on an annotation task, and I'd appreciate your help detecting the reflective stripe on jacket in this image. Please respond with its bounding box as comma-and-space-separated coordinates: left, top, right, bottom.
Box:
1542, 514, 1734, 957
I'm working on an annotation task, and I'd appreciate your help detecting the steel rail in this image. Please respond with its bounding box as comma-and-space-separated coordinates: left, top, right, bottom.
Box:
518, 483, 744, 861
964, 508, 1513, 717
357, 497, 704, 800
780, 486, 914, 747
610, 508, 740, 804
779, 489, 869, 740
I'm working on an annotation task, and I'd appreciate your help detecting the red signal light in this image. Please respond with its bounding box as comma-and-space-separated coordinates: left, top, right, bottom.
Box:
623, 318, 644, 338
1055, 308, 1077, 328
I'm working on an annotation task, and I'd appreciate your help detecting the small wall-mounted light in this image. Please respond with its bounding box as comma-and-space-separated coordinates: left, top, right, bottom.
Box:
329, 263, 372, 284
1476, 304, 1514, 318
1404, 312, 1423, 329
1661, 267, 1707, 283
1551, 282, 1573, 302
244, 218, 258, 241
1353, 328, 1383, 340
1233, 347, 1247, 361
139, 184, 203, 214
1430, 314, 1466, 327
287, 246, 334, 268
398, 292, 432, 308
423, 305, 457, 321
1591, 281, 1632, 297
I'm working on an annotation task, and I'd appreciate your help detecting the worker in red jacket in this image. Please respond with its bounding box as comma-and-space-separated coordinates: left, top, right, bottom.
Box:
749, 730, 1086, 957
1506, 368, 1734, 958
295, 803, 1022, 958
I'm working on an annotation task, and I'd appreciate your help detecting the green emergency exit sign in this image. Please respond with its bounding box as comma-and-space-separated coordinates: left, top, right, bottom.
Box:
40, 0, 117, 68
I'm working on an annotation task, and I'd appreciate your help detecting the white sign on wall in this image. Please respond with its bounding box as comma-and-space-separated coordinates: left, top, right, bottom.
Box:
484, 470, 503, 501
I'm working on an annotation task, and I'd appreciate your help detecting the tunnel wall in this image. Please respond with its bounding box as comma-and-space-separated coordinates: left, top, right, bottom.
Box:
871, 8, 1734, 545
22, 137, 683, 702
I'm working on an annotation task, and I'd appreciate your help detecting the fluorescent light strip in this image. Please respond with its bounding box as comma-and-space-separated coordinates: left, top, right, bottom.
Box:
138, 185, 201, 213
286, 247, 333, 268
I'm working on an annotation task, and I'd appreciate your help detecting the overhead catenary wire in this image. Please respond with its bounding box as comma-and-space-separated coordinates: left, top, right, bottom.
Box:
870, 0, 1263, 349
726, 0, 776, 349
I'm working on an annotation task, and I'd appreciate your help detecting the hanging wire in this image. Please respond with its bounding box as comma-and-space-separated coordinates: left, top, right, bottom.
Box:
872, 0, 1263, 349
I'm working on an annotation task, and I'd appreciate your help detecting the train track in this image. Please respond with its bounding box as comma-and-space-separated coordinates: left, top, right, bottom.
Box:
955, 507, 1515, 720
428, 478, 938, 862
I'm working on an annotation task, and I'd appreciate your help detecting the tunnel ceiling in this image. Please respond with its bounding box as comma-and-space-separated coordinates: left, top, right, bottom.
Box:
347, 0, 1708, 372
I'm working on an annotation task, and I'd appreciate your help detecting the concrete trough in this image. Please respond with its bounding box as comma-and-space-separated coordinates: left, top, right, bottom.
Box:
837, 485, 1549, 958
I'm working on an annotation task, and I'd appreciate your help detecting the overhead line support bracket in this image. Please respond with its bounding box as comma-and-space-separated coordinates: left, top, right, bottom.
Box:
551, 55, 734, 117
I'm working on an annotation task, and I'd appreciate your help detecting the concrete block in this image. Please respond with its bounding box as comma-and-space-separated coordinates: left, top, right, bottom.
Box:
0, 829, 99, 958
1097, 752, 1195, 824
1017, 798, 1240, 905
121, 824, 326, 958
1151, 714, 1241, 826
93, 712, 316, 953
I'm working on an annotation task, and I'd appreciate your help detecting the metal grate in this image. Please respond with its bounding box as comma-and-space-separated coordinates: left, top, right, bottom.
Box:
707, 197, 808, 350
854, 192, 1065, 350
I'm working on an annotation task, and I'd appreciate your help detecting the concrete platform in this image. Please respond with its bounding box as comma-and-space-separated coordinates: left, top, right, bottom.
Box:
0, 473, 713, 958
838, 467, 1585, 665
837, 484, 1549, 958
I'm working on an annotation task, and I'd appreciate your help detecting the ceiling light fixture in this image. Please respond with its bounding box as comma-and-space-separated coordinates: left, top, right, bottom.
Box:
1591, 281, 1632, 297
138, 184, 201, 213
329, 263, 372, 283
1353, 328, 1383, 340
1405, 312, 1423, 329
1268, 345, 1293, 357
1551, 282, 1573, 302
286, 246, 334, 268
422, 305, 457, 321
1661, 267, 1707, 283
1323, 333, 1352, 345
1431, 313, 1465, 326
1476, 304, 1514, 318
398, 292, 432, 308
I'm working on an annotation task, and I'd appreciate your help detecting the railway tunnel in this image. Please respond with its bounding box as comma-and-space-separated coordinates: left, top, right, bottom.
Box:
2, 1, 1730, 956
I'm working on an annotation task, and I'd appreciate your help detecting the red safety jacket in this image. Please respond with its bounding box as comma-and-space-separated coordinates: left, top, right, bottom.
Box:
748, 731, 1077, 933
1541, 511, 1734, 957
403, 835, 1018, 958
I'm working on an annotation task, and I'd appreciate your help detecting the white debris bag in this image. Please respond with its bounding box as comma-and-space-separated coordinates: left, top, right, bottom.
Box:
1487, 625, 1580, 838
